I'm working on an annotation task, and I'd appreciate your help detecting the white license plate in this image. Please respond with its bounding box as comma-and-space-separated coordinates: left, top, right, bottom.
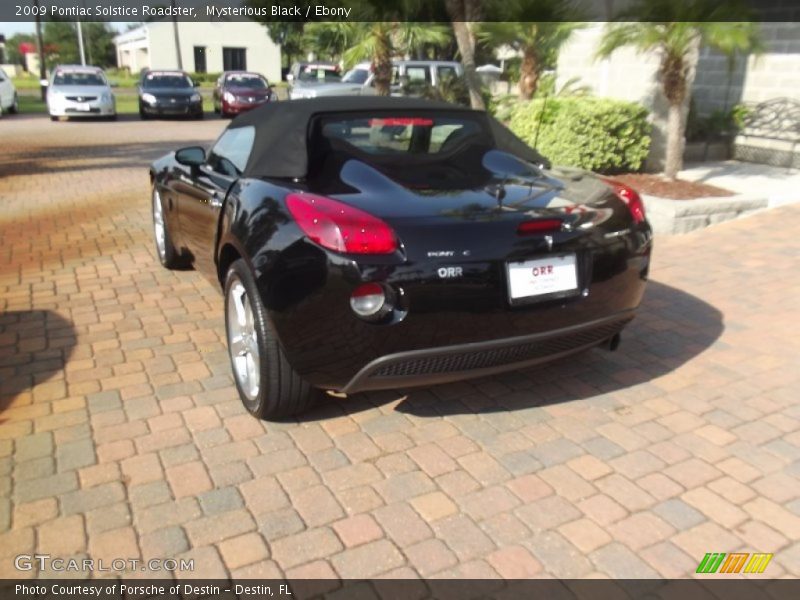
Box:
75, 104, 91, 112
507, 253, 579, 300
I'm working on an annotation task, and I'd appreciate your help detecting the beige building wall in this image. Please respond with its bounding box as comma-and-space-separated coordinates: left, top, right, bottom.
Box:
555, 24, 674, 171
555, 22, 800, 170
115, 22, 282, 82
741, 23, 800, 103
693, 23, 800, 117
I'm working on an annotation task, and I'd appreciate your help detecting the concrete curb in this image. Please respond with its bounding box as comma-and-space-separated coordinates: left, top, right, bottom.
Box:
642, 193, 769, 234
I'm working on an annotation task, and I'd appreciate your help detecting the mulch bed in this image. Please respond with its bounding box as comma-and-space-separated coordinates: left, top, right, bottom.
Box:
612, 173, 733, 200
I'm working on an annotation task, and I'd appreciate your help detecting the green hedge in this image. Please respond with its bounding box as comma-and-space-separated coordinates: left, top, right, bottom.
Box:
188, 71, 222, 84
509, 97, 651, 173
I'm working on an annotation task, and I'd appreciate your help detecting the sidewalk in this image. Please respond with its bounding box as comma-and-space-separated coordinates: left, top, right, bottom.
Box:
679, 160, 800, 207
644, 160, 800, 234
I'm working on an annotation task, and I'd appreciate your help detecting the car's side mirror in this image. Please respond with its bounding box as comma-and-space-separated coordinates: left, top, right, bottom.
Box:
109, 81, 119, 88
175, 146, 206, 167
193, 81, 200, 87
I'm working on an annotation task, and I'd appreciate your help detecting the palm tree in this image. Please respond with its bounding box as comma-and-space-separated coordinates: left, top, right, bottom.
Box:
320, 22, 450, 96
303, 23, 349, 62
596, 1, 761, 179
478, 21, 584, 100
444, 0, 485, 110
263, 22, 305, 71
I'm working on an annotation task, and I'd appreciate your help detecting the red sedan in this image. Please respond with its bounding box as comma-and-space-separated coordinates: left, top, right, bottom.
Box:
213, 72, 276, 118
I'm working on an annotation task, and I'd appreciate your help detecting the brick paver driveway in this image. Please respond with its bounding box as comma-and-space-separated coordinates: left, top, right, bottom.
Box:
1, 114, 799, 581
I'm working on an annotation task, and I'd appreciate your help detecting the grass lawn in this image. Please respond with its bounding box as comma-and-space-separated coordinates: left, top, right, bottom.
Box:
17, 88, 215, 115
12, 71, 141, 89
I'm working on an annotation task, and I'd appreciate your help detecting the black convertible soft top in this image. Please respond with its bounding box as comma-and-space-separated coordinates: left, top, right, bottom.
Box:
230, 96, 549, 179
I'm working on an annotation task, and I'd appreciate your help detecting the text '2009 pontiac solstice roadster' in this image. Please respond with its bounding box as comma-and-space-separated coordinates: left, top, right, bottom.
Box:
150, 97, 652, 420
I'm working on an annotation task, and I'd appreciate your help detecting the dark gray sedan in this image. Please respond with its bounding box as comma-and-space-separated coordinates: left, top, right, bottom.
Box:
138, 70, 203, 120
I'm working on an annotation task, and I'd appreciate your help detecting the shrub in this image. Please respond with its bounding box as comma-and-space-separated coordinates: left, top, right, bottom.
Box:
188, 71, 221, 84
686, 101, 749, 143
488, 93, 519, 123
400, 76, 491, 109
509, 97, 651, 173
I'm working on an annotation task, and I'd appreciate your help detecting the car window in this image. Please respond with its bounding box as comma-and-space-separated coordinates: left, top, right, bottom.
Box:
437, 66, 458, 83
53, 71, 107, 86
208, 126, 255, 176
342, 68, 369, 84
318, 114, 486, 156
143, 73, 193, 89
226, 74, 268, 89
297, 65, 340, 82
405, 66, 431, 84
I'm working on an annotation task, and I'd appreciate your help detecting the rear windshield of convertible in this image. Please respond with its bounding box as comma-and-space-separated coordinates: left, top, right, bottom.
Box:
315, 112, 491, 158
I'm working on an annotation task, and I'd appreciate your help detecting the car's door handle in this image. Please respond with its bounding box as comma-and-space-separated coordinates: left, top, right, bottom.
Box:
209, 191, 224, 208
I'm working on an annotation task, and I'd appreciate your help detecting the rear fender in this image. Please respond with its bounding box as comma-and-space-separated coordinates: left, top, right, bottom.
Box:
215, 179, 306, 289
215, 182, 253, 287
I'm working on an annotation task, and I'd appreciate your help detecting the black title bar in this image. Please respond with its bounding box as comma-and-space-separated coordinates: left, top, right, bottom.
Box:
3, 0, 800, 23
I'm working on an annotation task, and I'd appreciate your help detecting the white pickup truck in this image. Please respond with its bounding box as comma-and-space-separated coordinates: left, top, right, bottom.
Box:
289, 60, 464, 100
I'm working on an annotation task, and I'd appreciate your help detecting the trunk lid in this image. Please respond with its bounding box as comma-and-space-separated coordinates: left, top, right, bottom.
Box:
330, 156, 631, 265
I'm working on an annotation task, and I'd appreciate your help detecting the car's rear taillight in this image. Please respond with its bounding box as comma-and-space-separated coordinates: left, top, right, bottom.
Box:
517, 219, 563, 236
285, 193, 398, 254
603, 179, 646, 224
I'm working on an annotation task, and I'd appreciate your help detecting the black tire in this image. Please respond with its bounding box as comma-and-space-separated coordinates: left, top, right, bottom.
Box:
9, 93, 18, 114
224, 259, 317, 420
50, 116, 58, 122
139, 106, 149, 120
152, 185, 183, 269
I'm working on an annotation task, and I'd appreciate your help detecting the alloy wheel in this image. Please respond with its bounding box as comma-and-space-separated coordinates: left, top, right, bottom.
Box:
226, 279, 261, 401
152, 188, 166, 260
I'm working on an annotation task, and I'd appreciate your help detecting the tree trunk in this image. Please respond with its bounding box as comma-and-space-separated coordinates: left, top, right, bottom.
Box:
453, 22, 485, 110
372, 26, 392, 97
659, 39, 698, 179
664, 101, 685, 180
519, 47, 539, 100
445, 0, 485, 110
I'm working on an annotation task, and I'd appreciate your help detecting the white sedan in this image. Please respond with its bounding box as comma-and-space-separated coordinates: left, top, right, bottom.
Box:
46, 65, 116, 121
0, 67, 19, 116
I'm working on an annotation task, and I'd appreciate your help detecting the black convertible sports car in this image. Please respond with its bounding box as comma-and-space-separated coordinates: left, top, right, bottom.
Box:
150, 97, 652, 419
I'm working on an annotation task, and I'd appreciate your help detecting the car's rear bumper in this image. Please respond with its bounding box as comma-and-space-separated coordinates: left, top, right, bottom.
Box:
255, 225, 651, 391
340, 310, 634, 393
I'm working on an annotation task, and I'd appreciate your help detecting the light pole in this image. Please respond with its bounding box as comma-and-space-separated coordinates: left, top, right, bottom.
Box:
171, 0, 183, 69
76, 21, 86, 65
34, 0, 47, 101
82, 0, 93, 65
